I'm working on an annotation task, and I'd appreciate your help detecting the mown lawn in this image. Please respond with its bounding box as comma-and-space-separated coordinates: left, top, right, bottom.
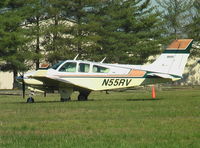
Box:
0, 87, 200, 148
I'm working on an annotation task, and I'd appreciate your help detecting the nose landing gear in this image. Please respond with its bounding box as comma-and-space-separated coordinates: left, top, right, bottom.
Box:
26, 91, 35, 103
27, 97, 34, 103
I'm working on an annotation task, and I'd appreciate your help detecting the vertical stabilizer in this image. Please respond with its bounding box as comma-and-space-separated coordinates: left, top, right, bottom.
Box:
145, 39, 193, 77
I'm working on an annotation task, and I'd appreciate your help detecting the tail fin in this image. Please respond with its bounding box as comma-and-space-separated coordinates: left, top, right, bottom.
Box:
146, 39, 193, 77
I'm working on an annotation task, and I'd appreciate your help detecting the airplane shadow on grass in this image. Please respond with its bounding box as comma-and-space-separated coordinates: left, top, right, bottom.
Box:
23, 98, 162, 104
126, 98, 162, 101
3, 97, 162, 104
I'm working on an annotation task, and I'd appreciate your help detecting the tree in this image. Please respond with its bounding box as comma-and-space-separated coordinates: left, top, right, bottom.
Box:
22, 0, 49, 70
30, 0, 102, 64
43, 0, 168, 64
186, 0, 200, 56
0, 0, 31, 87
94, 0, 167, 64
42, 0, 73, 64
156, 0, 194, 38
58, 0, 103, 61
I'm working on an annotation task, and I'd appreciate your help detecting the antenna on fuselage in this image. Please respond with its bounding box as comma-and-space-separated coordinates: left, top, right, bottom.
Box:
73, 54, 79, 60
100, 57, 106, 63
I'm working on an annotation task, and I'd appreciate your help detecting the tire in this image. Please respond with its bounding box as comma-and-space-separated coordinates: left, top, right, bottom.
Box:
27, 97, 34, 103
78, 94, 87, 101
60, 97, 71, 102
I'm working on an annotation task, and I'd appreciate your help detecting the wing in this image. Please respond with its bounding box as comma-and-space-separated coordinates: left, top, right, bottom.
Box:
30, 75, 91, 91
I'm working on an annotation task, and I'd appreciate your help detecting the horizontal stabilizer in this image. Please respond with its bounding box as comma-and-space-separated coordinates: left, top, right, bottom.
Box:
147, 73, 180, 79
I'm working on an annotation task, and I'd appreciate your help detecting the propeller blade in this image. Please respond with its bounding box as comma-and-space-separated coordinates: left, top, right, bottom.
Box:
22, 76, 25, 99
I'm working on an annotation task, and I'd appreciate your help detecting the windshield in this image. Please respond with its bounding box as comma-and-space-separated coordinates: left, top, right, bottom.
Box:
50, 61, 64, 70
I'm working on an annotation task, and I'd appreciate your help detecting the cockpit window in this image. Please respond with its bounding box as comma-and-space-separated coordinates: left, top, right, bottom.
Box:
50, 61, 64, 70
92, 65, 109, 73
79, 63, 90, 73
59, 62, 77, 72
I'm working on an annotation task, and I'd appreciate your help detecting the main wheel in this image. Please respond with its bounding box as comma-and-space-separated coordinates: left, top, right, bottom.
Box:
27, 97, 34, 103
78, 94, 87, 101
60, 97, 71, 102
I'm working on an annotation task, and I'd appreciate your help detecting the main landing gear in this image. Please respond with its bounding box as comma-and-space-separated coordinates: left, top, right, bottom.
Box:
25, 88, 90, 103
78, 91, 90, 101
60, 91, 90, 101
59, 88, 73, 102
60, 97, 71, 102
59, 88, 90, 102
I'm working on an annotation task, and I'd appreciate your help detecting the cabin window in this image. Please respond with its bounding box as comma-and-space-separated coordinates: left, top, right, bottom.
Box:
78, 63, 90, 73
59, 62, 77, 72
92, 65, 109, 73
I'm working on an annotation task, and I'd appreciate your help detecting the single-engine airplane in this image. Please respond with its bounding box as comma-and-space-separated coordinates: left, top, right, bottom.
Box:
17, 39, 193, 103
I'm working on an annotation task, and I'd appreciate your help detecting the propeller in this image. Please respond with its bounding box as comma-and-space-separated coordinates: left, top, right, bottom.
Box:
22, 75, 25, 99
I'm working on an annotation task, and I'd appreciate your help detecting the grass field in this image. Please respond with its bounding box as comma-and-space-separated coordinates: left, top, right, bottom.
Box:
0, 87, 200, 148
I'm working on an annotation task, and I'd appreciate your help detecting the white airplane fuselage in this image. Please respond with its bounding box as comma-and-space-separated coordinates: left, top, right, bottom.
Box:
17, 39, 193, 102
24, 60, 170, 91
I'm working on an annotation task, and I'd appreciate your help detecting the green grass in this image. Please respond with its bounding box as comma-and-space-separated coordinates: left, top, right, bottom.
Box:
0, 87, 200, 148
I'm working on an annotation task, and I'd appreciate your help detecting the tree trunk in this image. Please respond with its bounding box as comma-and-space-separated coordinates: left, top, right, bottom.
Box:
36, 16, 40, 70
77, 0, 82, 56
12, 70, 18, 89
53, 15, 58, 50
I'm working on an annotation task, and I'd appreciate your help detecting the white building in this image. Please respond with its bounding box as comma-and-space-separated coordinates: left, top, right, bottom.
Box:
0, 71, 13, 89
181, 58, 200, 85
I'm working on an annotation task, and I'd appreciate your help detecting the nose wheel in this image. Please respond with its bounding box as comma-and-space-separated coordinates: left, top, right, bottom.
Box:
26, 91, 35, 103
27, 97, 34, 103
